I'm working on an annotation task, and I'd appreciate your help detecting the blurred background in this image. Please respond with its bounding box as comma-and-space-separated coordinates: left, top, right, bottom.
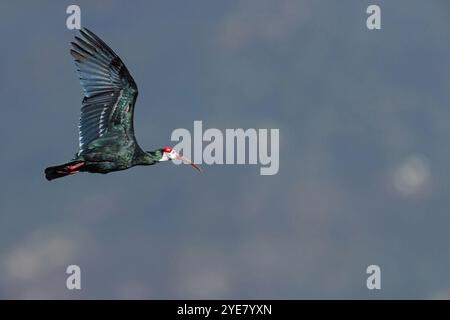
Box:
0, 0, 450, 299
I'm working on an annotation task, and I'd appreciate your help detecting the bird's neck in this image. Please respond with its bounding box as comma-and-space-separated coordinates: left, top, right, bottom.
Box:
136, 149, 163, 165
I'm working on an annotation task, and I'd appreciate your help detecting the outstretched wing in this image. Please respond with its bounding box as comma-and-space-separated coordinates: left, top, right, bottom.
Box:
70, 28, 138, 155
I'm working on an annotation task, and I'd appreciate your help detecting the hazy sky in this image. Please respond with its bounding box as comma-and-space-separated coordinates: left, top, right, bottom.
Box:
1, 0, 450, 299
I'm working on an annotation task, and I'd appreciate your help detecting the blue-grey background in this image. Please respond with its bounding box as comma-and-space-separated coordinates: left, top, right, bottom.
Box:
0, 0, 449, 299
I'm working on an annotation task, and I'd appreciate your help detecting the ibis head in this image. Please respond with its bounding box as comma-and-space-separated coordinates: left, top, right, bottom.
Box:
158, 147, 202, 172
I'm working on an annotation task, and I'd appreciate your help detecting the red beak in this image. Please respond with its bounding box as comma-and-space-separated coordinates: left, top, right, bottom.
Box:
176, 155, 202, 172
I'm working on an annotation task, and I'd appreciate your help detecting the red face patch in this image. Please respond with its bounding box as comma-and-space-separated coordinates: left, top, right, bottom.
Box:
163, 147, 173, 153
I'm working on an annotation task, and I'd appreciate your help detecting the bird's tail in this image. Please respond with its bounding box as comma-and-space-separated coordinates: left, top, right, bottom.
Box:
45, 160, 85, 181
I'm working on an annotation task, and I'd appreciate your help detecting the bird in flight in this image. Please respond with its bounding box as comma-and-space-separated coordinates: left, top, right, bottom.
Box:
45, 28, 200, 181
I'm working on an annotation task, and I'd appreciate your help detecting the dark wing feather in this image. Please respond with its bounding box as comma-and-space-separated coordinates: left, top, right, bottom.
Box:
70, 28, 138, 155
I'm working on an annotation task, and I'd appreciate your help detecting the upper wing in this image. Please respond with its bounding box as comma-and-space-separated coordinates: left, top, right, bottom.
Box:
70, 28, 138, 154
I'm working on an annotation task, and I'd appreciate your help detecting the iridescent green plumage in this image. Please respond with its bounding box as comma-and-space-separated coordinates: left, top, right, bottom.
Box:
45, 28, 163, 180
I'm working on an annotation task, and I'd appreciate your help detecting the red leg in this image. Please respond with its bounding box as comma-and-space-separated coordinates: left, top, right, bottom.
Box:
65, 162, 85, 171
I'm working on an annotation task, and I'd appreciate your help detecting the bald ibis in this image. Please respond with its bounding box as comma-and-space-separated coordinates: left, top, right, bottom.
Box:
45, 28, 200, 181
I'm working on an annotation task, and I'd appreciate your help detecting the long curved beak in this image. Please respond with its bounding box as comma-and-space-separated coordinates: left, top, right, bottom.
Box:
176, 154, 202, 172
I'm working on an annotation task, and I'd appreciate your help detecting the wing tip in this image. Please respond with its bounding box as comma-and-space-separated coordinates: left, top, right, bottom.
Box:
70, 48, 84, 61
